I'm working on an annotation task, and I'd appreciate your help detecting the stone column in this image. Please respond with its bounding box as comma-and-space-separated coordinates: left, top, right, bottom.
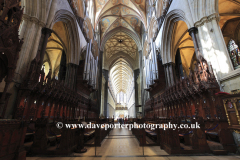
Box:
211, 18, 233, 70
172, 63, 177, 82
46, 0, 58, 28
138, 50, 143, 92
138, 50, 144, 117
196, 16, 233, 79
163, 63, 175, 87
30, 21, 46, 62
98, 51, 103, 116
163, 65, 169, 87
39, 28, 52, 67
164, 64, 170, 87
188, 27, 201, 59
134, 69, 140, 106
103, 69, 109, 117
134, 69, 139, 117
16, 15, 45, 80
65, 63, 78, 90
58, 50, 67, 81
4, 15, 46, 118
168, 63, 175, 86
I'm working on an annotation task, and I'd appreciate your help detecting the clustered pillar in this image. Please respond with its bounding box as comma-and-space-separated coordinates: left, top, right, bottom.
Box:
103, 70, 109, 117
38, 28, 53, 67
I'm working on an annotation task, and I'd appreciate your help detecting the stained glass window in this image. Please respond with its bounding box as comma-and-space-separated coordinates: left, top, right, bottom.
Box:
228, 39, 240, 69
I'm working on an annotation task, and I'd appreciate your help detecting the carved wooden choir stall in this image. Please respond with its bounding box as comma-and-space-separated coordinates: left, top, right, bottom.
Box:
144, 52, 237, 154
0, 0, 101, 158
13, 34, 100, 154
0, 0, 26, 160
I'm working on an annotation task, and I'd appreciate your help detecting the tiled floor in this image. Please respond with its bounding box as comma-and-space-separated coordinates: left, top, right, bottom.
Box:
27, 128, 240, 160
73, 127, 168, 157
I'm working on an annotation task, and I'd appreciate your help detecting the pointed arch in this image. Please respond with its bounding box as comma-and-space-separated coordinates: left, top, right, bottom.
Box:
51, 9, 82, 65
161, 9, 192, 64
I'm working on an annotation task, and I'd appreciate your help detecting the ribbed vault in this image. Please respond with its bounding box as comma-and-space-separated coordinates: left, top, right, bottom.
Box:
95, 0, 146, 39
44, 24, 65, 77
105, 32, 137, 60
109, 58, 133, 95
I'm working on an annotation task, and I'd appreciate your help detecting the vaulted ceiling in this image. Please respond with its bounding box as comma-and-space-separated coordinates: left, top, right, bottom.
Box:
44, 22, 66, 77
172, 21, 195, 76
109, 58, 134, 94
219, 0, 240, 29
105, 32, 137, 59
97, 0, 145, 97
71, 0, 145, 99
95, 0, 146, 39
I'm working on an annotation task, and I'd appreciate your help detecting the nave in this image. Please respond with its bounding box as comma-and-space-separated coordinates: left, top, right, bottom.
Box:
2, 0, 240, 159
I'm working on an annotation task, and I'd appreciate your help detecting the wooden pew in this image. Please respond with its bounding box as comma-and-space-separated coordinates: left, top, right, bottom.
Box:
24, 122, 35, 143
30, 119, 85, 155
0, 120, 27, 160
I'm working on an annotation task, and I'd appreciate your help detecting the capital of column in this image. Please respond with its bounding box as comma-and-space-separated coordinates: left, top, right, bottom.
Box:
188, 27, 201, 58
42, 28, 52, 36
22, 14, 30, 21
164, 62, 174, 66
194, 13, 220, 28
39, 21, 46, 28
22, 14, 46, 27
188, 27, 198, 36
30, 17, 40, 24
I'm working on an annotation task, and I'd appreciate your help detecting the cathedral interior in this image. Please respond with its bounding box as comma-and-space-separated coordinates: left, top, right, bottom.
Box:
1, 0, 240, 159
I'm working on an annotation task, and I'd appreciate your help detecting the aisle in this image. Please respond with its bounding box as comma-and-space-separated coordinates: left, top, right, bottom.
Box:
77, 127, 168, 157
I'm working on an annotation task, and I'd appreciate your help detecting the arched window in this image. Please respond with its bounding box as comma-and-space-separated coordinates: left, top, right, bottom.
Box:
228, 39, 240, 69
116, 91, 127, 104
39, 62, 50, 82
42, 62, 50, 75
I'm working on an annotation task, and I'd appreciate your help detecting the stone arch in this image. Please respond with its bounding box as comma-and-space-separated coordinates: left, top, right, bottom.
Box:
51, 9, 81, 65
109, 57, 134, 71
106, 52, 136, 70
161, 9, 192, 64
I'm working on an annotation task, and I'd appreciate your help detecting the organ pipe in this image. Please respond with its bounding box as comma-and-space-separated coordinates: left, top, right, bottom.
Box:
89, 55, 93, 85
151, 39, 158, 80
86, 39, 92, 81
153, 42, 159, 79
146, 58, 150, 88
